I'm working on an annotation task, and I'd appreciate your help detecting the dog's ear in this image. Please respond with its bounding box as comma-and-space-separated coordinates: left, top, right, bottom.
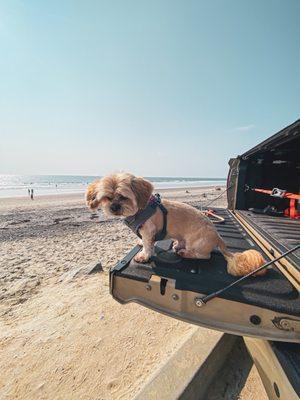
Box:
86, 180, 101, 210
131, 177, 153, 209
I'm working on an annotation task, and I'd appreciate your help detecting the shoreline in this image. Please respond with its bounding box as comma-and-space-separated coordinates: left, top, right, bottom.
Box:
0, 180, 226, 200
0, 185, 226, 199
0, 185, 226, 213
0, 185, 226, 202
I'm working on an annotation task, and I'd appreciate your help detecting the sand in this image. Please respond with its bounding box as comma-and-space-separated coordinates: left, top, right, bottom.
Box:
0, 187, 226, 317
0, 187, 267, 399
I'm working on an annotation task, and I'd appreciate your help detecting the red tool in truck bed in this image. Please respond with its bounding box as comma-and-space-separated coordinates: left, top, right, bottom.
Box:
251, 187, 300, 219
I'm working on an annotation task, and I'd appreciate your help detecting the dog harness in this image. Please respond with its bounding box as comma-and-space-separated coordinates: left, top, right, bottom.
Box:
124, 194, 168, 241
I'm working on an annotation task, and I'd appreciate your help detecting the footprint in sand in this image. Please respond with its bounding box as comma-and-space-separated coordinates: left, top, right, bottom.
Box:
8, 219, 31, 225
53, 217, 71, 224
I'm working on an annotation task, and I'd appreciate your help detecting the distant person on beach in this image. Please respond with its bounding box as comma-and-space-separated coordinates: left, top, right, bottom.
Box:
30, 189, 34, 200
28, 188, 30, 196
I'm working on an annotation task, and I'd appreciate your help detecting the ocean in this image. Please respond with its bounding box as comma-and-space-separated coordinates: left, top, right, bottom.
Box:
0, 175, 226, 198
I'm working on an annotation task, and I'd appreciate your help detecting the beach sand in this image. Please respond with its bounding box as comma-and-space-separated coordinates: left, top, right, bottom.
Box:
0, 187, 267, 399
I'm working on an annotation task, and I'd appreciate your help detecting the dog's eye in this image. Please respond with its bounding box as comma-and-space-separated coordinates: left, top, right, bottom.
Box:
104, 196, 112, 201
119, 195, 128, 201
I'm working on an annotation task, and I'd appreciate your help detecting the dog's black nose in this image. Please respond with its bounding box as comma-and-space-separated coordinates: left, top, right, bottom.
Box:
110, 203, 121, 212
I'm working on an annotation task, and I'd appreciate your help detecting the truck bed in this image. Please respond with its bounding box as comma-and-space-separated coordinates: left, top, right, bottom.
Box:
272, 341, 300, 396
236, 210, 300, 270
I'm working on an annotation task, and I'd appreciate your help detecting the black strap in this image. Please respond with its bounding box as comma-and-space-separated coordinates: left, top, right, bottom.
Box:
154, 202, 168, 241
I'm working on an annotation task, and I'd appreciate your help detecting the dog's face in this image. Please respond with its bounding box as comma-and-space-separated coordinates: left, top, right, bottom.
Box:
86, 173, 153, 217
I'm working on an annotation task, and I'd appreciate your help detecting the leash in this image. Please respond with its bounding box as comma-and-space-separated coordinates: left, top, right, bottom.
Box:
202, 209, 225, 224
194, 244, 300, 306
198, 185, 232, 224
200, 185, 233, 210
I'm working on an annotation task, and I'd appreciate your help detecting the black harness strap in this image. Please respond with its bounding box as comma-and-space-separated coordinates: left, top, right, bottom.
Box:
154, 198, 168, 241
124, 193, 168, 241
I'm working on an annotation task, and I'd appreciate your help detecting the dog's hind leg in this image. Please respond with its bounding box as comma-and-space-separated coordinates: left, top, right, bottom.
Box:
172, 239, 185, 253
177, 248, 211, 259
177, 237, 213, 259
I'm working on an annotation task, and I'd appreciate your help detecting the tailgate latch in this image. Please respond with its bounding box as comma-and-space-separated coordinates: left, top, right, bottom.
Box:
272, 316, 300, 332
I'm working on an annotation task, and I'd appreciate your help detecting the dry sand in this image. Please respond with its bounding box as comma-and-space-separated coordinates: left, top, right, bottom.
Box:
0, 187, 267, 399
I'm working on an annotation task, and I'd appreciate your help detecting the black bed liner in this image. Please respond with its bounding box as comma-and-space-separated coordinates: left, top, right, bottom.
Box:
115, 208, 300, 316
237, 210, 300, 271
272, 341, 300, 396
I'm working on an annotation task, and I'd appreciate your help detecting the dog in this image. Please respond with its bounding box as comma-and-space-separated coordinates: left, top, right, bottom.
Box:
86, 173, 266, 276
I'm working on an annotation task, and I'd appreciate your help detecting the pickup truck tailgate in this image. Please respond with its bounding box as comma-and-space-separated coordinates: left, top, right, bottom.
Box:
110, 208, 300, 342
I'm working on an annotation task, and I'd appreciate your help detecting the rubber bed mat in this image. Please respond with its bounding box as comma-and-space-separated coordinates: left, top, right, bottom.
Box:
236, 210, 300, 271
115, 208, 300, 316
272, 341, 300, 396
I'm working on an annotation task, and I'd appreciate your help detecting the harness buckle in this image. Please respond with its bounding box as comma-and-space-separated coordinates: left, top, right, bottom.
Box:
154, 193, 161, 203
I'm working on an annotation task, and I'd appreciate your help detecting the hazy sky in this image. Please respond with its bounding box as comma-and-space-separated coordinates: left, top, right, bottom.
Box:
1, 1, 299, 177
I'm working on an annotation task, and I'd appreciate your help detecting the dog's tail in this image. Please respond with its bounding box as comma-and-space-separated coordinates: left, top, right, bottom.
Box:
218, 238, 267, 277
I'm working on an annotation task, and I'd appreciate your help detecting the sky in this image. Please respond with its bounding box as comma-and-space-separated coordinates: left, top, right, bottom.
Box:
0, 1, 299, 177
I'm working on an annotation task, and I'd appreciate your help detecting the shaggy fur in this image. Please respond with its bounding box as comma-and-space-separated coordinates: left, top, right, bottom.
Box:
86, 173, 266, 277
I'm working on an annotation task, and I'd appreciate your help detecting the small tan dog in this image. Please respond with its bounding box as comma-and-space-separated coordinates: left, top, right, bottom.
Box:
86, 173, 266, 276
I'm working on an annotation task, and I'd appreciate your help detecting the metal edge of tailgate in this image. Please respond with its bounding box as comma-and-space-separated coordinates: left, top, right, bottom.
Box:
109, 244, 141, 298
110, 273, 300, 342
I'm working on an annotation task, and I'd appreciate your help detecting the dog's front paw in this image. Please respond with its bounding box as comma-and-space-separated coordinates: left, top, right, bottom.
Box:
134, 251, 150, 263
136, 238, 143, 246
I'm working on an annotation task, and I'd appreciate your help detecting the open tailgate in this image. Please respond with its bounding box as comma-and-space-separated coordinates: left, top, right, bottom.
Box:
110, 208, 300, 342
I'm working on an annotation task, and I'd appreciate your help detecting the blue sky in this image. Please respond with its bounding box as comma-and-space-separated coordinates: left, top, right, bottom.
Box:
0, 1, 299, 177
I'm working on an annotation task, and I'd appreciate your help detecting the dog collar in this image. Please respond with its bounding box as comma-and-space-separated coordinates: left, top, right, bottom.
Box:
124, 193, 168, 241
